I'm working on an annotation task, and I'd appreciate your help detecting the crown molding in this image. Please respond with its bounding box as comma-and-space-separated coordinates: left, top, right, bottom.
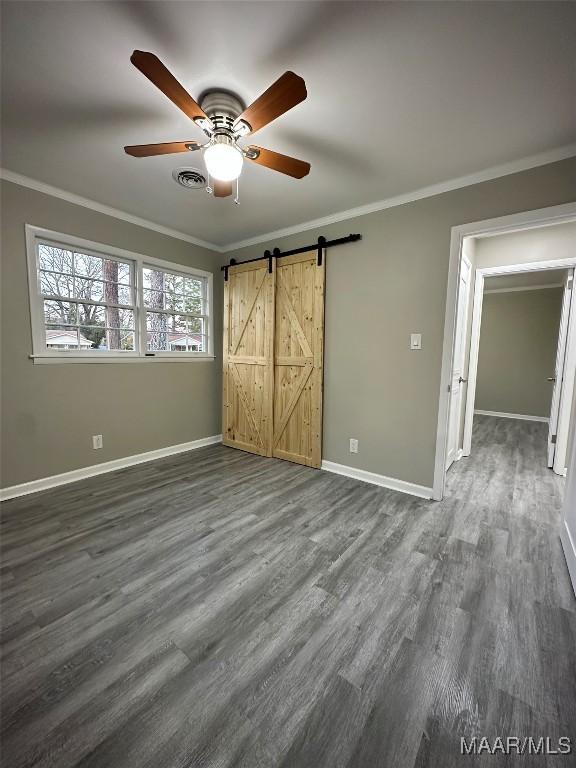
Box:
223, 144, 576, 253
0, 168, 224, 252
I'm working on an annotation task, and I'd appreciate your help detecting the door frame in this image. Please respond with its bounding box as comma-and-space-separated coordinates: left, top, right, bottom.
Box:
445, 251, 472, 470
462, 261, 576, 465
433, 201, 576, 501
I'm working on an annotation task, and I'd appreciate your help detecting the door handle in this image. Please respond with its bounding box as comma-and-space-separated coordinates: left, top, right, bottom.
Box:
547, 377, 556, 382
458, 377, 467, 384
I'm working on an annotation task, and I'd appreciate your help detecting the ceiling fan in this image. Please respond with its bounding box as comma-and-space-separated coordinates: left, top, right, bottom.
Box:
124, 51, 311, 201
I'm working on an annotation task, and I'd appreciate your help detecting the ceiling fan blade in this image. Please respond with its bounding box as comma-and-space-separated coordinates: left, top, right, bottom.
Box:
213, 180, 233, 197
124, 141, 201, 157
246, 146, 310, 179
130, 50, 212, 128
234, 72, 307, 136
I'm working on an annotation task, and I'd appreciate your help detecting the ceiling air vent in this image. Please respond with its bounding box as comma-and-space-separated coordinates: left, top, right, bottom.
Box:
172, 167, 206, 190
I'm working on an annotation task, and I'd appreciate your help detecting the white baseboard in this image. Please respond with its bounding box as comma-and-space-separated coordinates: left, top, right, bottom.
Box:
0, 435, 222, 501
474, 409, 549, 423
560, 520, 576, 598
321, 460, 433, 500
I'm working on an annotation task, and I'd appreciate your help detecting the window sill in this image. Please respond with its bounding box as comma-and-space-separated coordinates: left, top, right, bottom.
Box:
29, 354, 216, 365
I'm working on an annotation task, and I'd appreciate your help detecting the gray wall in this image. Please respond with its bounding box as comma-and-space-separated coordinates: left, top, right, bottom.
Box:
475, 220, 576, 269
476, 288, 563, 417
2, 158, 575, 491
226, 157, 576, 488
1, 180, 223, 488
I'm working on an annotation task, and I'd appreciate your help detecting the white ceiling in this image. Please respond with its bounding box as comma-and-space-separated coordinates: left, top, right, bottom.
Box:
484, 269, 567, 292
2, 1, 575, 249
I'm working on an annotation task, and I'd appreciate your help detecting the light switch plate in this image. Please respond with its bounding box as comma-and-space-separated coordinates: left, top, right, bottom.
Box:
410, 333, 422, 350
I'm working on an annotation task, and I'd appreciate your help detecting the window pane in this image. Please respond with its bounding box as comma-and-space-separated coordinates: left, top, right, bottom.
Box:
167, 334, 205, 352
45, 325, 80, 350
143, 289, 165, 310
116, 309, 135, 329
168, 314, 188, 333
185, 297, 203, 314
101, 258, 118, 284
146, 312, 169, 351
185, 277, 203, 298
77, 327, 104, 349
164, 291, 187, 312
117, 262, 131, 285
44, 300, 77, 324
74, 252, 103, 280
117, 285, 133, 305
192, 336, 205, 352
119, 330, 135, 351
94, 328, 135, 351
39, 245, 73, 274
40, 271, 75, 298
75, 278, 104, 302
78, 304, 106, 326
143, 268, 165, 291
164, 273, 184, 294
188, 317, 203, 334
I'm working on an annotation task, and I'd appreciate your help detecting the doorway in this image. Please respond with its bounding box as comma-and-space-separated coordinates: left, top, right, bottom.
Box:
434, 202, 576, 501
462, 263, 575, 475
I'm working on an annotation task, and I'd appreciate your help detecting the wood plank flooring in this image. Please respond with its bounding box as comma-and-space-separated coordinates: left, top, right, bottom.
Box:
1, 415, 575, 767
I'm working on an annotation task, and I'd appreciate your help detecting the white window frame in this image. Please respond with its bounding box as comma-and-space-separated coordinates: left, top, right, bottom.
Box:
140, 261, 210, 358
25, 225, 214, 364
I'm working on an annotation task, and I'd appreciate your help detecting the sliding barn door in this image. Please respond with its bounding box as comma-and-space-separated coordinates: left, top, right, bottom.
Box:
273, 252, 325, 467
223, 261, 275, 456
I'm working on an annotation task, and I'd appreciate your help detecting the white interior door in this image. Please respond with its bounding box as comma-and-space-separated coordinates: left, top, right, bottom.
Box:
446, 255, 472, 470
560, 384, 576, 596
552, 271, 576, 474
548, 271, 573, 467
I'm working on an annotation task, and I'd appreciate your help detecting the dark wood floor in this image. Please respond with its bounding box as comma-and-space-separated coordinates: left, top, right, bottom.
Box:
1, 416, 575, 767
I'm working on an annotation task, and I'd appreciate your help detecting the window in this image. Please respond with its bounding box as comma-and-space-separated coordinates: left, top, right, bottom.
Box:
26, 226, 213, 362
38, 243, 136, 352
142, 265, 207, 353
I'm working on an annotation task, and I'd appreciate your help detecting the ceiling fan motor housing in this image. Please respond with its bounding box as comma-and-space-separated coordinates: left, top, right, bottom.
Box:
199, 90, 245, 135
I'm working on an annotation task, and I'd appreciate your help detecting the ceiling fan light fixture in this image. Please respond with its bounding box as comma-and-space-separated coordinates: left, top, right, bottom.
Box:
204, 138, 244, 182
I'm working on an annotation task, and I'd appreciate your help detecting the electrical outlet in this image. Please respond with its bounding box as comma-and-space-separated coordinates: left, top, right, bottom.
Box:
92, 434, 103, 450
349, 438, 359, 454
